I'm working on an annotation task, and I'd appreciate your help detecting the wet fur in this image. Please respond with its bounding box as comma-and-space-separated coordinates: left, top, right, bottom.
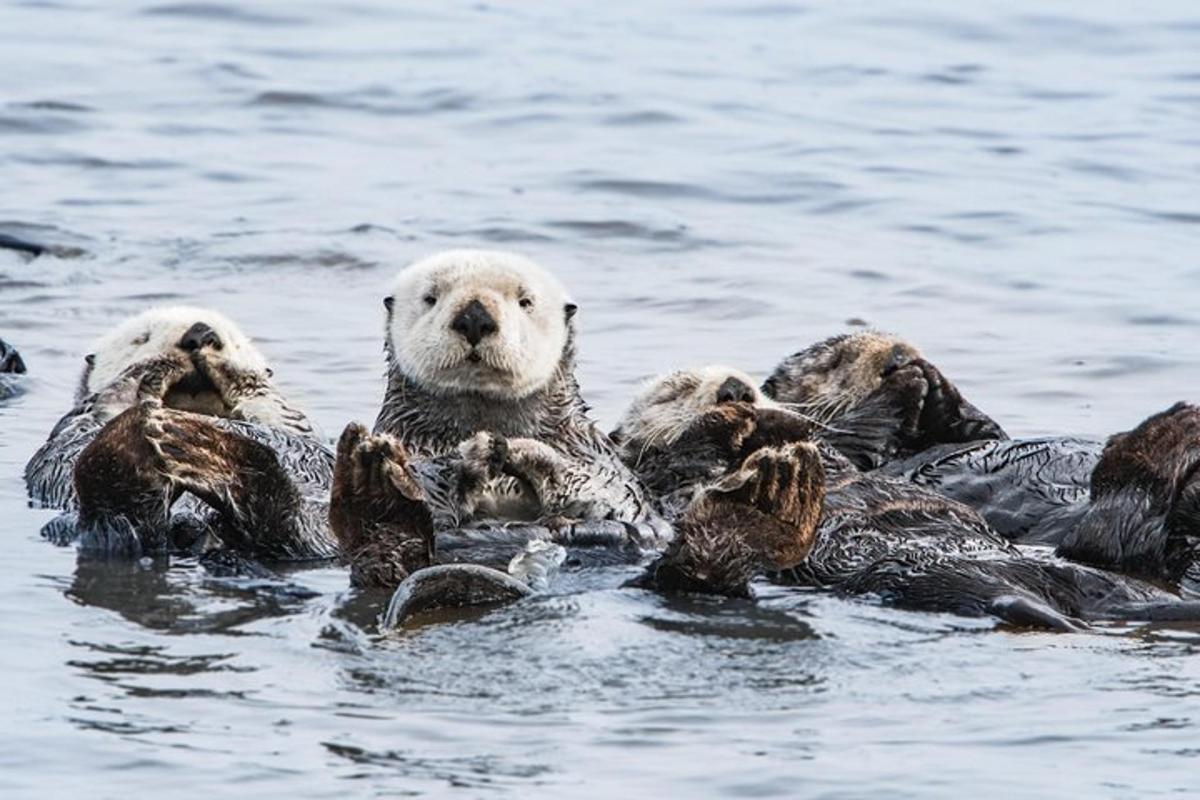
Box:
26, 309, 334, 560
331, 252, 658, 590
764, 333, 1200, 586
619, 367, 1196, 628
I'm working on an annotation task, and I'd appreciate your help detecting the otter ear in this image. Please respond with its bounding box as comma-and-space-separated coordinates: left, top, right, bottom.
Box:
564, 302, 578, 321
383, 296, 395, 312
84, 353, 96, 366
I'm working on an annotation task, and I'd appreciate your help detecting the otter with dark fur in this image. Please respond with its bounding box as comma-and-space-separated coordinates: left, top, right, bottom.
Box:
763, 332, 1200, 589
616, 366, 1200, 629
330, 250, 664, 592
26, 307, 335, 560
0, 336, 26, 401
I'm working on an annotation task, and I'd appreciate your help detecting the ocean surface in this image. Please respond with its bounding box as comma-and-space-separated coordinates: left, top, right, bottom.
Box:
1, 1, 1198, 797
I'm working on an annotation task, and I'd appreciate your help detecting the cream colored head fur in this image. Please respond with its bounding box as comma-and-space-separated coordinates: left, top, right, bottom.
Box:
83, 305, 270, 396
613, 365, 773, 451
385, 250, 575, 399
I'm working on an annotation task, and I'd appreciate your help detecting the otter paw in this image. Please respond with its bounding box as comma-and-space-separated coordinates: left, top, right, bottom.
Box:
339, 424, 425, 503
688, 402, 761, 455
501, 438, 567, 488
458, 431, 510, 484
709, 442, 825, 568
143, 405, 289, 520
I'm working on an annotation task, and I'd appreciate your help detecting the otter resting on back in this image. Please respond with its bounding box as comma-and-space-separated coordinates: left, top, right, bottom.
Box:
330, 250, 667, 593
26, 307, 336, 560
615, 365, 1200, 629
762, 332, 1200, 590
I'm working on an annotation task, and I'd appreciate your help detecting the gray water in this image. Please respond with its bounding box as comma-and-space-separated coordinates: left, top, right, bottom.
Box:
2, 1, 1199, 797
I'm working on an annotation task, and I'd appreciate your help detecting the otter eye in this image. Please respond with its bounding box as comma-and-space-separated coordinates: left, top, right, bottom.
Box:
423, 294, 437, 307
265, 368, 274, 378
132, 333, 149, 346
519, 297, 533, 310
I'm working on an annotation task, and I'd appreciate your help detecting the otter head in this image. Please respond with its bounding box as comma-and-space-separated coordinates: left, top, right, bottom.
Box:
761, 332, 920, 422
81, 306, 272, 416
384, 250, 577, 399
612, 366, 770, 452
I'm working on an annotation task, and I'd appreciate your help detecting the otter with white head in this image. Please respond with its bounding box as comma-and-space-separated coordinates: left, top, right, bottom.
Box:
616, 365, 1200, 627
26, 306, 335, 560
331, 250, 659, 591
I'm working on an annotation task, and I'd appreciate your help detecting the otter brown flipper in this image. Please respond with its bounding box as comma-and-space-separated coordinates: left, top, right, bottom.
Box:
632, 442, 825, 597
73, 401, 178, 555
145, 404, 323, 560
330, 423, 435, 590
1059, 402, 1200, 585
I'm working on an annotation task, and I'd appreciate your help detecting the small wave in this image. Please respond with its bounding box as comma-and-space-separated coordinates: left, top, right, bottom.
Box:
601, 110, 684, 126
248, 87, 475, 116
546, 219, 728, 250
142, 2, 306, 25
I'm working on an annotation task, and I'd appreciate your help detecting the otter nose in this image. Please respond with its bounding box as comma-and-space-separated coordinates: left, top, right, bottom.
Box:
716, 376, 756, 405
179, 322, 222, 352
451, 299, 498, 347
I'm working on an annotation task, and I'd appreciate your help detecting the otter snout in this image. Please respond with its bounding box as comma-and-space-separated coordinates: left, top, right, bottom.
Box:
179, 322, 223, 352
451, 299, 499, 347
716, 376, 756, 405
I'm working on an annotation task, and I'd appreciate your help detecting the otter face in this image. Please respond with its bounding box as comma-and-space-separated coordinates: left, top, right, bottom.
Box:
761, 332, 920, 421
385, 250, 575, 399
613, 366, 769, 451
82, 306, 271, 414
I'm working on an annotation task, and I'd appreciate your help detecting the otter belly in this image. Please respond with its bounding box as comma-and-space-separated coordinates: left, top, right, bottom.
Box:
880, 437, 1102, 546
473, 475, 542, 521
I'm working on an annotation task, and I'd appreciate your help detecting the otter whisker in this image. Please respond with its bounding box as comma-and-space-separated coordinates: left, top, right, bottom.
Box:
772, 402, 853, 434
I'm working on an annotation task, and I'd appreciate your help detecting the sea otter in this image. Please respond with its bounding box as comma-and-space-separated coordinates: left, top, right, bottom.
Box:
614, 366, 1200, 629
762, 332, 1200, 590
0, 336, 26, 400
26, 306, 336, 560
330, 250, 670, 592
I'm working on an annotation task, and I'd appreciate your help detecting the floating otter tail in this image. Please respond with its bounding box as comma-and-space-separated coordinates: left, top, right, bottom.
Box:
1085, 600, 1200, 623
382, 564, 534, 629
987, 595, 1088, 632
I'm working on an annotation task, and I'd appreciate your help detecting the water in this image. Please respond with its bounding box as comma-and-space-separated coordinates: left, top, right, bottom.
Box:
2, 1, 1199, 796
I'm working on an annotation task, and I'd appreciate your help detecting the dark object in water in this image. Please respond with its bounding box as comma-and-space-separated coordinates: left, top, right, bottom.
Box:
382, 563, 533, 629
0, 338, 26, 374
0, 233, 46, 257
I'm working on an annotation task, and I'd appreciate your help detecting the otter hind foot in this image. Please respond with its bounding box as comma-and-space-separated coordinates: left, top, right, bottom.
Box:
636, 442, 826, 598
331, 423, 434, 589
705, 441, 826, 569
381, 564, 533, 629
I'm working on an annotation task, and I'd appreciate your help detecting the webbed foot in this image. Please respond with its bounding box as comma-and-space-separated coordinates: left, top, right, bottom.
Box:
331, 423, 433, 589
